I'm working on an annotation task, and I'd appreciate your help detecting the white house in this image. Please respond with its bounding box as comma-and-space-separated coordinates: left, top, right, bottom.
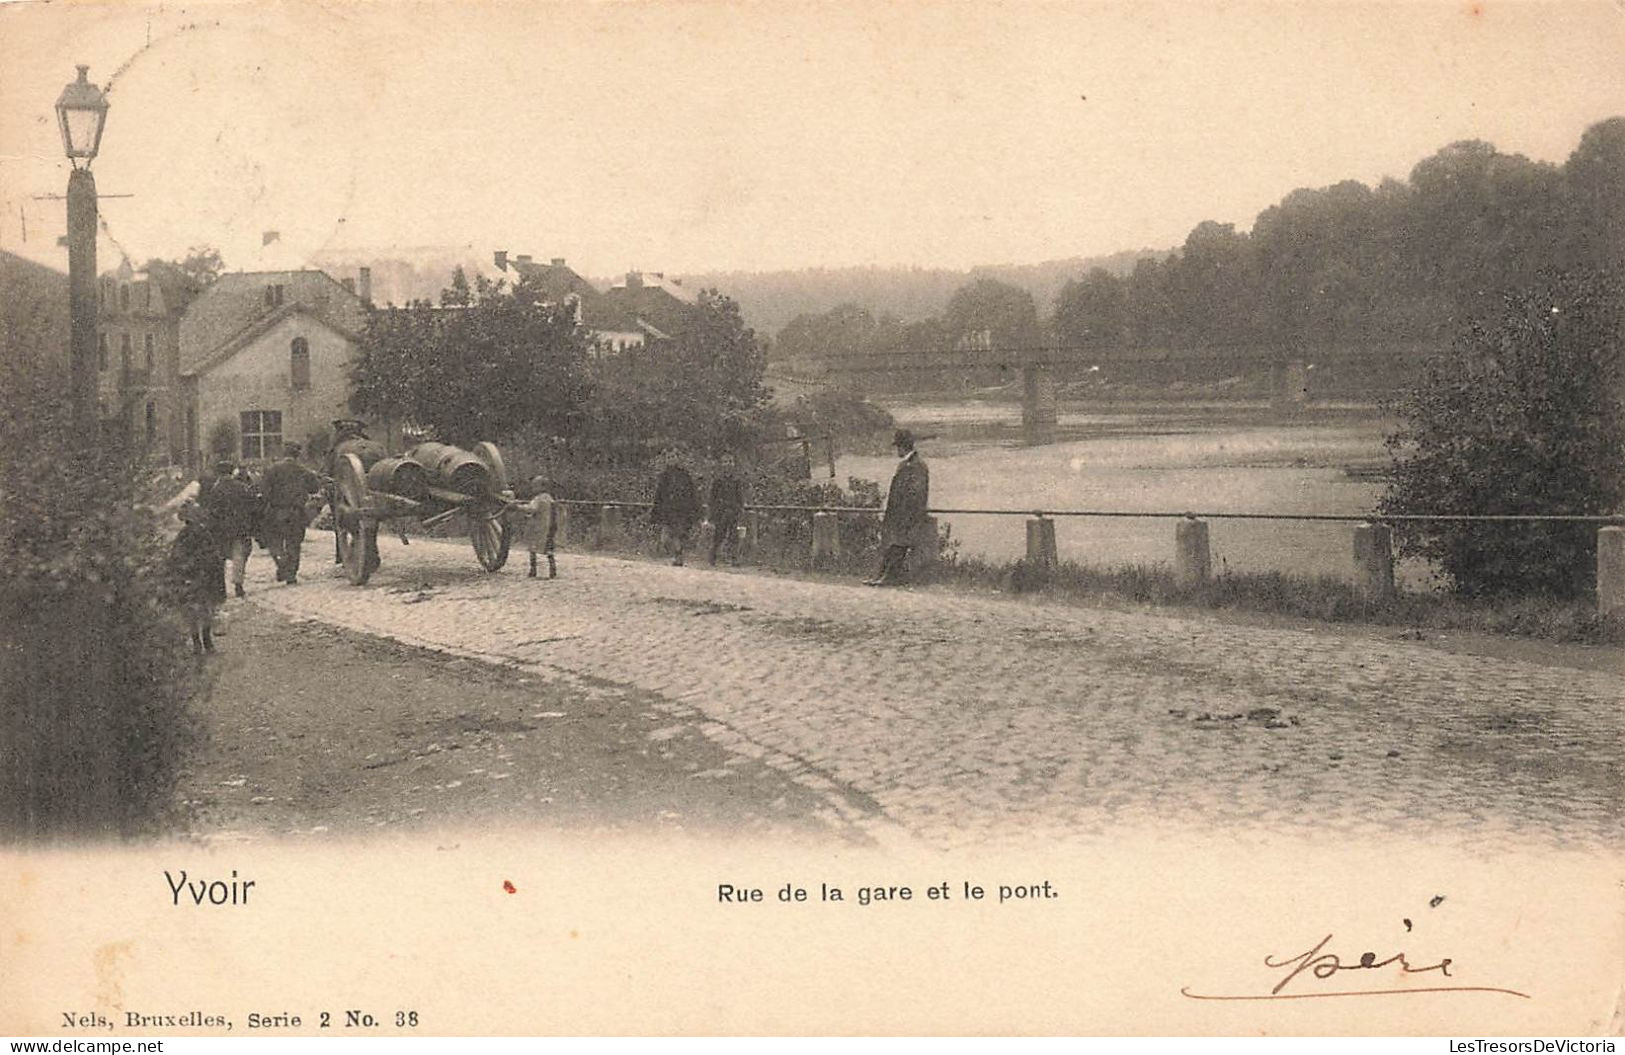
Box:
176, 269, 369, 466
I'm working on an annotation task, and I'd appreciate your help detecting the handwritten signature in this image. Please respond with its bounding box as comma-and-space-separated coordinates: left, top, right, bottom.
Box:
1182, 933, 1531, 1001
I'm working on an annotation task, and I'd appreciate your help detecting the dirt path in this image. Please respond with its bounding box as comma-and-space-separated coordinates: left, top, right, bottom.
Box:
176, 601, 870, 844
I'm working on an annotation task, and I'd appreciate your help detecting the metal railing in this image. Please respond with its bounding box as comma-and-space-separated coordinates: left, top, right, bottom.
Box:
553, 497, 1624, 525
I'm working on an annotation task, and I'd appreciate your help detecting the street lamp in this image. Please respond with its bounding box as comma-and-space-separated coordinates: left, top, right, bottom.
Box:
55, 65, 109, 430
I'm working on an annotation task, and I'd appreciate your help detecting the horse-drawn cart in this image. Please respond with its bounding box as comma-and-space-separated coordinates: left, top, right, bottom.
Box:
329, 439, 515, 585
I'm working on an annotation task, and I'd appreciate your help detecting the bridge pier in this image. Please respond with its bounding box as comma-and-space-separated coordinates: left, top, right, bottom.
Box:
1021, 363, 1058, 446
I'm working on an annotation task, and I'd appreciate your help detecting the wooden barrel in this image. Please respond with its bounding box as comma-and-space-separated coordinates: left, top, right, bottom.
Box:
405, 442, 494, 496
365, 456, 430, 500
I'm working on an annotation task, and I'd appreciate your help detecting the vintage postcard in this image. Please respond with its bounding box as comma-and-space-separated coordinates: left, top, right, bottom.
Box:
1, 0, 1621, 1037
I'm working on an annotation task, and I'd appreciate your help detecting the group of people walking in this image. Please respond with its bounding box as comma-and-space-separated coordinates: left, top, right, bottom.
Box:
164, 423, 931, 653
649, 450, 748, 567
166, 442, 323, 654
648, 428, 929, 586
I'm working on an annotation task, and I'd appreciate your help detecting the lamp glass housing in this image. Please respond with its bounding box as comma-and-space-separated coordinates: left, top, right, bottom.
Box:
55, 66, 108, 161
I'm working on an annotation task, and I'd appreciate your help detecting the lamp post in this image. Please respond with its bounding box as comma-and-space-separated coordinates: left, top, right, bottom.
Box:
55, 65, 109, 431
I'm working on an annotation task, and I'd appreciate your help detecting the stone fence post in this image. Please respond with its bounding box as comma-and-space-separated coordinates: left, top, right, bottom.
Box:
596, 504, 621, 549
1353, 521, 1395, 600
741, 510, 762, 560
910, 515, 941, 573
1175, 517, 1210, 585
1598, 526, 1625, 615
1025, 515, 1058, 579
811, 511, 840, 566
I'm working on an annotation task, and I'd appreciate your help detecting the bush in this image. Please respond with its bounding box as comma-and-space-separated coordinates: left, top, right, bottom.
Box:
783, 389, 896, 453
1379, 272, 1624, 598
0, 355, 200, 840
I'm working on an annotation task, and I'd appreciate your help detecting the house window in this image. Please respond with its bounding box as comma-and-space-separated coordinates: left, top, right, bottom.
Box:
240, 410, 283, 461
144, 333, 155, 372
145, 402, 156, 446
119, 285, 130, 311
97, 333, 108, 371
119, 333, 132, 371
264, 284, 285, 308
290, 337, 310, 390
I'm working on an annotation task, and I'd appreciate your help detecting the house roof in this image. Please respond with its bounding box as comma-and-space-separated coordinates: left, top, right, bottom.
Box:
598, 281, 696, 338
179, 269, 366, 375
508, 258, 601, 305
181, 303, 360, 378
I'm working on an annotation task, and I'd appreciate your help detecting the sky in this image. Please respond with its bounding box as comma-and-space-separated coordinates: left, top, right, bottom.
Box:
1, 0, 1622, 279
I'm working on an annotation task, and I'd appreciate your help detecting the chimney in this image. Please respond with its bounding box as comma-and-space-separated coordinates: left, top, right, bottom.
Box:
515, 254, 533, 266
493, 250, 509, 272
551, 257, 565, 267
358, 267, 372, 306
341, 277, 356, 294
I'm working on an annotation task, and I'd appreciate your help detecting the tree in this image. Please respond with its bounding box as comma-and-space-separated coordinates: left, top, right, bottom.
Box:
585, 290, 772, 455
1379, 272, 1624, 599
142, 246, 225, 300
350, 272, 593, 448
1564, 117, 1625, 273
1052, 268, 1128, 351
1165, 220, 1259, 346
942, 278, 1042, 355
0, 290, 198, 837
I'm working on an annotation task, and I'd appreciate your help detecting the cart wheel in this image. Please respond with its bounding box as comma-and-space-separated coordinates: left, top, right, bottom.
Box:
469, 508, 511, 572
472, 441, 510, 495
333, 453, 375, 586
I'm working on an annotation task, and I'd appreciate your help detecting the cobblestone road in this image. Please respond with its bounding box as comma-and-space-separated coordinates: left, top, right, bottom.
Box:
255, 538, 1623, 852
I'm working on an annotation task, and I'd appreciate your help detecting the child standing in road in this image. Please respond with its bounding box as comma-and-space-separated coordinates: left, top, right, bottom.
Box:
515, 475, 559, 579
168, 501, 226, 654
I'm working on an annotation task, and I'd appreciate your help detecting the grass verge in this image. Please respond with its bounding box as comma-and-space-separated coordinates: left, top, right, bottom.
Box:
934, 555, 1625, 647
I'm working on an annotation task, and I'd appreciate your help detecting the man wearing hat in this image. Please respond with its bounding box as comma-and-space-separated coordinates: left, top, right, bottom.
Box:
865, 429, 930, 587
198, 456, 263, 598
259, 442, 322, 584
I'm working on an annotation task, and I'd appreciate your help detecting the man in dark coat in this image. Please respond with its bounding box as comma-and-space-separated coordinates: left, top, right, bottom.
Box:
707, 452, 746, 566
199, 456, 262, 598
260, 442, 323, 584
865, 429, 930, 586
650, 452, 702, 566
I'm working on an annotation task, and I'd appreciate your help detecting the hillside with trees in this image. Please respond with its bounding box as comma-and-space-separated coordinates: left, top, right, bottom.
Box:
772, 118, 1623, 395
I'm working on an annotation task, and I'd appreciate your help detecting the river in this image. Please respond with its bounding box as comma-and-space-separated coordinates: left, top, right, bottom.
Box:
835, 403, 1417, 584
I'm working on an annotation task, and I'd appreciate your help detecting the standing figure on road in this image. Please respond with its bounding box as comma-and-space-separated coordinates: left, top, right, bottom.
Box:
515, 475, 559, 580
168, 501, 225, 654
326, 419, 388, 576
199, 456, 262, 598
865, 429, 930, 587
650, 451, 701, 567
260, 442, 322, 585
707, 452, 746, 566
